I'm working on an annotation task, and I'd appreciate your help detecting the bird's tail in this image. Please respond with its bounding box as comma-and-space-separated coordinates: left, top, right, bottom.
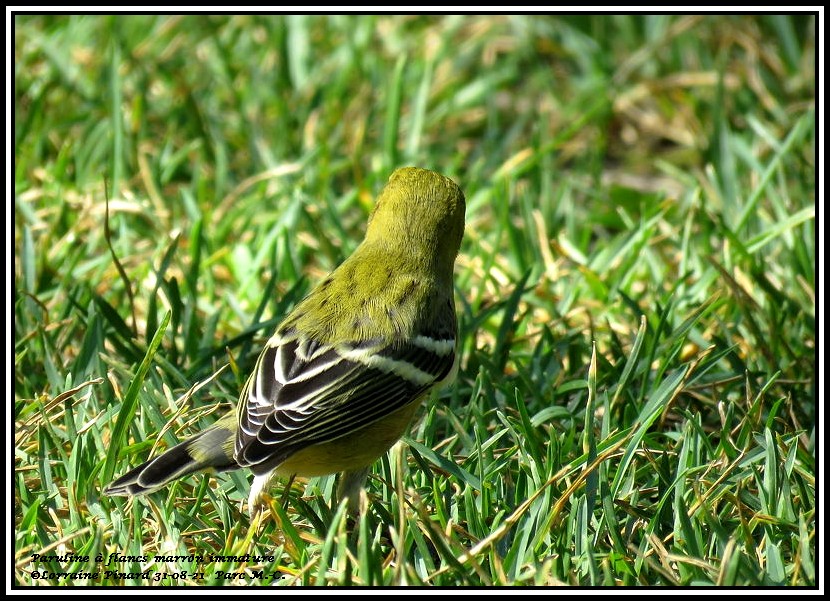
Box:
104, 414, 238, 496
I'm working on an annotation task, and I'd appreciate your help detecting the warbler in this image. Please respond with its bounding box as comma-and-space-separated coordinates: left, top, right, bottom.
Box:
104, 167, 465, 511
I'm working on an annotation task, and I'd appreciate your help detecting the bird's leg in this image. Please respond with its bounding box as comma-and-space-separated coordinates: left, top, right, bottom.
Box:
337, 467, 371, 514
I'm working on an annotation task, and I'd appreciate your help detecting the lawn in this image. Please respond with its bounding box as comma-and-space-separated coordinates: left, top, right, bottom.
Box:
13, 14, 816, 587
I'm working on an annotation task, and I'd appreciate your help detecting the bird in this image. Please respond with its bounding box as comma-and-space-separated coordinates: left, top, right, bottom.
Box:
104, 167, 466, 513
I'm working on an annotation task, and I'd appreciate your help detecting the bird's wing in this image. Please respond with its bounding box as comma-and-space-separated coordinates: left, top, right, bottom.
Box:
234, 327, 455, 473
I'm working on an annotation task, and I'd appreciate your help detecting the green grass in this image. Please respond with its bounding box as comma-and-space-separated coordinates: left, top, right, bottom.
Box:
14, 14, 816, 587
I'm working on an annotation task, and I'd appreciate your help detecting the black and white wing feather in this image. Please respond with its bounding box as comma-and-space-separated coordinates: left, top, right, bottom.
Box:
234, 328, 455, 475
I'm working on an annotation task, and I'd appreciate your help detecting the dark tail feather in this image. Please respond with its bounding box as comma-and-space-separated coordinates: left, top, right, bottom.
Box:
104, 423, 237, 496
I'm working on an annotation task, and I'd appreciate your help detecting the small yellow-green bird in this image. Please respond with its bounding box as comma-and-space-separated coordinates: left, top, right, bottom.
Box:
104, 167, 465, 511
